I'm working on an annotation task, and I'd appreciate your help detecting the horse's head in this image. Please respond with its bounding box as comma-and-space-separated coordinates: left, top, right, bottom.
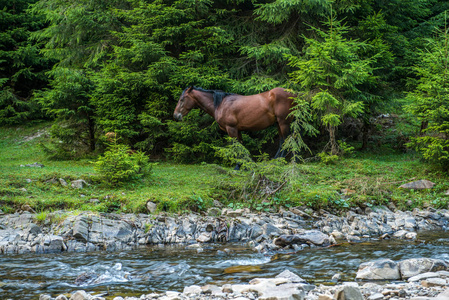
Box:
174, 87, 196, 121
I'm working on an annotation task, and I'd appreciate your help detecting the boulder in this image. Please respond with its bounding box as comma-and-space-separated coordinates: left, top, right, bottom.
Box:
399, 258, 448, 279
399, 180, 435, 190
334, 286, 364, 300
274, 230, 334, 247
356, 259, 401, 280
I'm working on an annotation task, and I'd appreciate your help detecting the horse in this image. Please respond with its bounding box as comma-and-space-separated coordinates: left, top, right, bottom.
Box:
173, 86, 295, 169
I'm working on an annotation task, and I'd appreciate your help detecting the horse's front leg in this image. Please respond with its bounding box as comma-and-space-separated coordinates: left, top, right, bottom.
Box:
274, 121, 290, 159
274, 137, 286, 159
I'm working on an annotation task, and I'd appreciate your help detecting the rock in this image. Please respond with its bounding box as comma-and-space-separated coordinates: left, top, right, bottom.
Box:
23, 162, 45, 168
332, 273, 342, 282
226, 209, 245, 217
289, 207, 312, 219
40, 295, 52, 300
207, 207, 221, 216
276, 270, 306, 283
201, 284, 222, 295
318, 295, 333, 300
399, 180, 435, 190
258, 285, 305, 300
368, 293, 384, 300
356, 259, 401, 280
196, 232, 211, 243
263, 223, 283, 238
165, 291, 181, 300
55, 295, 69, 300
408, 272, 441, 282
421, 278, 448, 287
183, 285, 202, 295
249, 278, 290, 286
59, 178, 68, 187
274, 230, 334, 247
399, 258, 448, 279
334, 286, 364, 300
21, 204, 36, 213
146, 201, 157, 213
436, 288, 449, 299
72, 216, 89, 242
213, 200, 224, 208
71, 179, 89, 189
69, 290, 90, 300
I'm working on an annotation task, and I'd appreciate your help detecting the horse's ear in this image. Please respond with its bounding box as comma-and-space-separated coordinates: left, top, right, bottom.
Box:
186, 86, 193, 93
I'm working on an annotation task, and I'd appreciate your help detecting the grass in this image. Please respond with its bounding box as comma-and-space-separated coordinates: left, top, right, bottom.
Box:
1, 122, 448, 215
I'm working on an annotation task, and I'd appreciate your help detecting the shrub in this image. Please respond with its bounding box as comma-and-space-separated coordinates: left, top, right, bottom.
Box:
94, 137, 151, 186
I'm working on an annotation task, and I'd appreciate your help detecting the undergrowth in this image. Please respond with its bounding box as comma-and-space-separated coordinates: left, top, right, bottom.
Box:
1, 123, 448, 215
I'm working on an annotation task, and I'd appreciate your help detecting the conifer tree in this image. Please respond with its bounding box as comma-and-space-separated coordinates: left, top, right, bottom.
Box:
287, 14, 378, 155
0, 0, 51, 125
407, 16, 449, 169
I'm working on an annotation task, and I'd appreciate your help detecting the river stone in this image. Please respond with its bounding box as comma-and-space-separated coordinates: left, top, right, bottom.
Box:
368, 293, 384, 300
356, 259, 401, 280
69, 290, 90, 300
399, 179, 435, 190
421, 278, 448, 287
276, 270, 306, 283
258, 285, 305, 300
55, 295, 68, 300
40, 295, 52, 300
408, 272, 441, 282
183, 285, 202, 295
334, 286, 364, 300
274, 230, 333, 247
399, 258, 449, 279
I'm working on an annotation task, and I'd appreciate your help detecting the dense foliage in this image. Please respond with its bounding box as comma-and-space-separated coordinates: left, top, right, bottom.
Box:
1, 0, 449, 168
0, 0, 51, 125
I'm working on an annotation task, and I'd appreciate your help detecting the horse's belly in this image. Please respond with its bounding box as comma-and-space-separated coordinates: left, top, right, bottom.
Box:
237, 112, 275, 131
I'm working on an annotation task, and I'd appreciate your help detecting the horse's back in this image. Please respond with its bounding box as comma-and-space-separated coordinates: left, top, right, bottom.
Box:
215, 88, 294, 131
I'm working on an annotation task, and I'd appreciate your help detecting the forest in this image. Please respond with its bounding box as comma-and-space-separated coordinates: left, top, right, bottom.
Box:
2, 0, 449, 165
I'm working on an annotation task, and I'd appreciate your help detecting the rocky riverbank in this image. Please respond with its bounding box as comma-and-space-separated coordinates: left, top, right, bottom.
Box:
1, 205, 448, 254
0, 205, 447, 300
40, 266, 449, 300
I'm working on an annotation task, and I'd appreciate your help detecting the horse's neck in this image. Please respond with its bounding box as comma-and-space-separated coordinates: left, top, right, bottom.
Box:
194, 91, 215, 117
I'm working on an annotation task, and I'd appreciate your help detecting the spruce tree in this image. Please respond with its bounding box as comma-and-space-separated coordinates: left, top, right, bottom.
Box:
286, 15, 377, 155
407, 17, 449, 169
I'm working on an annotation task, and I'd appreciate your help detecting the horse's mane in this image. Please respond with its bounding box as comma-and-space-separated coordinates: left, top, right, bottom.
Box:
184, 86, 234, 108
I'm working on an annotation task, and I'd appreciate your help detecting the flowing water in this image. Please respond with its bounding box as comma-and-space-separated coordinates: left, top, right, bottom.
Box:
1, 231, 448, 299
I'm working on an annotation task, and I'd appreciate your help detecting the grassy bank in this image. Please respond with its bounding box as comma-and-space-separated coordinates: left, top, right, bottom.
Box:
1, 123, 448, 215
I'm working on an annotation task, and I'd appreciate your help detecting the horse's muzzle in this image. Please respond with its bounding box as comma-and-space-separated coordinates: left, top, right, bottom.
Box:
173, 113, 183, 121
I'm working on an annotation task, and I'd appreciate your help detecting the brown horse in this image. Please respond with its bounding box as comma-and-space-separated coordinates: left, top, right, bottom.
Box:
173, 87, 295, 167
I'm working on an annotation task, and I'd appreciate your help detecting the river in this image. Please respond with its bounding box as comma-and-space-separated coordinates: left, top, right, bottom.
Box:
1, 231, 448, 299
